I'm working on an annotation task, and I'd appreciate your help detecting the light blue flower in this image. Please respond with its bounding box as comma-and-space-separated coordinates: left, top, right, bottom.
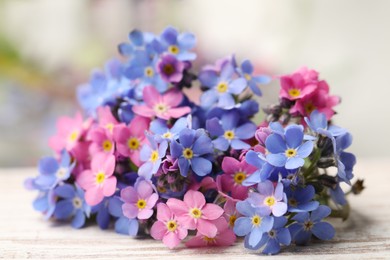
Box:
237, 59, 271, 96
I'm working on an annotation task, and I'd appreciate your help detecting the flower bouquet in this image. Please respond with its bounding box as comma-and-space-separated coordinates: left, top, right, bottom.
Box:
25, 27, 364, 255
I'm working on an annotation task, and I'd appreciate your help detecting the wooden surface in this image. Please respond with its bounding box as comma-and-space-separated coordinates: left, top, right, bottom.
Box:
1, 158, 389, 259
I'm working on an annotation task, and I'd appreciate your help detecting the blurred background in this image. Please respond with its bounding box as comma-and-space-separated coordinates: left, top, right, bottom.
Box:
0, 0, 389, 167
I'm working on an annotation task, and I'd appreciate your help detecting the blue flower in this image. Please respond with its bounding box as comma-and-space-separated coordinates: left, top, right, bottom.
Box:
285, 185, 319, 212
237, 59, 271, 96
233, 200, 274, 248
243, 150, 274, 186
53, 184, 91, 229
32, 150, 74, 191
305, 110, 346, 138
91, 196, 126, 230
252, 217, 291, 255
170, 128, 214, 177
138, 134, 168, 179
118, 29, 155, 57
153, 26, 196, 61
289, 205, 335, 245
107, 196, 139, 237
199, 61, 247, 109
77, 59, 132, 116
31, 190, 56, 219
206, 111, 256, 151
334, 133, 356, 184
265, 125, 314, 170
150, 117, 188, 141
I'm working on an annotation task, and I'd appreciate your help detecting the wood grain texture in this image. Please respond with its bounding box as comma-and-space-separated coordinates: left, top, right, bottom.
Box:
0, 158, 389, 259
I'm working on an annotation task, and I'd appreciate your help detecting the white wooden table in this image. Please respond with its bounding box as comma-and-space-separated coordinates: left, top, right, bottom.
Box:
1, 159, 389, 259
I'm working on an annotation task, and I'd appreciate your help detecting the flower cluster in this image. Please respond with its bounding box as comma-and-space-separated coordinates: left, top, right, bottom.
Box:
26, 27, 363, 255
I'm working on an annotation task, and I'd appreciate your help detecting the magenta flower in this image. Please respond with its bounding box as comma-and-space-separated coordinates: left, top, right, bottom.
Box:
247, 180, 288, 217
49, 112, 86, 153
132, 86, 191, 120
219, 157, 256, 200
88, 127, 115, 155
167, 190, 224, 237
77, 154, 117, 206
150, 203, 188, 249
96, 106, 121, 138
114, 116, 150, 166
156, 54, 185, 83
223, 199, 242, 229
185, 217, 236, 248
121, 179, 158, 220
290, 80, 340, 120
279, 67, 318, 101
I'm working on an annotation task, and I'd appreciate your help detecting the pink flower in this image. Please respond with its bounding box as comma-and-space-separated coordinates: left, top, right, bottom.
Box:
114, 116, 150, 166
121, 179, 158, 220
132, 86, 191, 120
150, 203, 188, 249
219, 157, 256, 200
185, 217, 236, 248
88, 127, 115, 155
279, 67, 318, 101
96, 106, 121, 138
77, 153, 117, 206
223, 199, 242, 229
167, 190, 224, 237
49, 112, 87, 153
290, 80, 340, 120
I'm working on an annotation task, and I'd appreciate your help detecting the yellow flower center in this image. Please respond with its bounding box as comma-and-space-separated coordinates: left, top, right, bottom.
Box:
168, 45, 180, 55
136, 199, 147, 209
224, 130, 235, 140
127, 137, 140, 150
68, 130, 79, 142
154, 103, 168, 114
166, 220, 178, 232
264, 196, 276, 207
162, 64, 175, 76
190, 208, 202, 219
251, 215, 262, 227
244, 73, 252, 81
95, 172, 106, 184
216, 82, 228, 93
150, 151, 159, 162
102, 140, 113, 152
182, 148, 194, 159
229, 214, 237, 227
288, 88, 301, 98
144, 67, 154, 77
105, 123, 114, 133
305, 103, 316, 114
162, 132, 172, 139
203, 236, 216, 244
233, 171, 246, 185
72, 197, 82, 209
285, 148, 297, 158
303, 220, 314, 231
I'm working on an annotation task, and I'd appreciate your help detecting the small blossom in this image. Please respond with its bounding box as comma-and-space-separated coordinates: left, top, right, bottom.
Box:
233, 200, 274, 248
247, 180, 288, 217
132, 86, 191, 120
88, 127, 115, 155
285, 185, 319, 213
156, 54, 185, 83
289, 205, 335, 245
167, 190, 224, 237
206, 111, 256, 151
54, 184, 91, 229
219, 156, 256, 200
77, 154, 117, 206
150, 117, 188, 141
114, 116, 150, 166
265, 125, 314, 169
170, 128, 214, 177
237, 59, 270, 96
185, 217, 236, 247
138, 134, 168, 179
223, 199, 242, 229
279, 67, 318, 101
150, 203, 188, 249
121, 179, 158, 220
